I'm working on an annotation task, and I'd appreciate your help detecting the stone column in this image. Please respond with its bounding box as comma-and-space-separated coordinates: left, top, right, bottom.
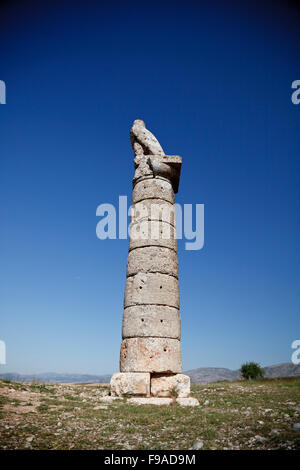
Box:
110, 120, 194, 403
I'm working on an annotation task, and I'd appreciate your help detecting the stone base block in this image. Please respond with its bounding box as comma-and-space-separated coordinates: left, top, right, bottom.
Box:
120, 337, 181, 373
151, 374, 190, 398
110, 372, 150, 397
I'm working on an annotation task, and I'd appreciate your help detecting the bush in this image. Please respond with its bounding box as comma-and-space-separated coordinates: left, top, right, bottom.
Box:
240, 362, 264, 380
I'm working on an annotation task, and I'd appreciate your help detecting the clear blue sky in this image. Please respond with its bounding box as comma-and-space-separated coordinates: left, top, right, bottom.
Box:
0, 0, 299, 375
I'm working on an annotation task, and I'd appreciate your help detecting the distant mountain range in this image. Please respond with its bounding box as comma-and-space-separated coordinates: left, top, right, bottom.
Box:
184, 367, 240, 384
0, 371, 111, 384
0, 362, 299, 385
185, 362, 300, 384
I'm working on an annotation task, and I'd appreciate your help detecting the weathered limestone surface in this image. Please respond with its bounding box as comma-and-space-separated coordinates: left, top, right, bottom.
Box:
124, 272, 179, 308
122, 305, 180, 339
127, 397, 199, 406
128, 397, 173, 406
129, 220, 177, 251
151, 374, 190, 398
131, 199, 176, 227
177, 397, 200, 407
127, 246, 178, 278
132, 178, 174, 204
148, 156, 182, 194
120, 337, 181, 373
130, 120, 164, 158
110, 372, 150, 397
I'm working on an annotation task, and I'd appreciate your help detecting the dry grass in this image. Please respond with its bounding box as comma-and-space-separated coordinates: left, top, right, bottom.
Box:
0, 378, 299, 450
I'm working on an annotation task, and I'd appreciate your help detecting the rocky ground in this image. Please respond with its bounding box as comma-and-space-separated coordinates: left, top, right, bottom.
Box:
0, 378, 299, 450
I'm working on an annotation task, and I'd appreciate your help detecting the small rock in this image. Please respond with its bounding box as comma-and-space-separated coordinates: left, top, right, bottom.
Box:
293, 423, 300, 430
254, 435, 266, 442
270, 429, 279, 434
189, 440, 203, 450
26, 436, 34, 443
203, 400, 209, 406
99, 396, 122, 403
177, 397, 200, 407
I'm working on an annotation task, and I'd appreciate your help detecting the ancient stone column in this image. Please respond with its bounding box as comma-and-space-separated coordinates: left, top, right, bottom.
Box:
110, 120, 194, 403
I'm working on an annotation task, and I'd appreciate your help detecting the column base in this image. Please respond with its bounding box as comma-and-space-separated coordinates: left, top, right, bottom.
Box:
110, 372, 192, 400
150, 373, 190, 398
110, 372, 150, 397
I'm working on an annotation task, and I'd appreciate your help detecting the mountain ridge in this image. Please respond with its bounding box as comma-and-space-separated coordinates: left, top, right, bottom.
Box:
0, 362, 299, 384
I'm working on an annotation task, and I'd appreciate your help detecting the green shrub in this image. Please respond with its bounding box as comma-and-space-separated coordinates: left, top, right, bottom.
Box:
240, 362, 264, 380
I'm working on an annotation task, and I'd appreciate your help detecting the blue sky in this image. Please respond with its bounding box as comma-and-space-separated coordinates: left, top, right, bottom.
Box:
0, 0, 299, 375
